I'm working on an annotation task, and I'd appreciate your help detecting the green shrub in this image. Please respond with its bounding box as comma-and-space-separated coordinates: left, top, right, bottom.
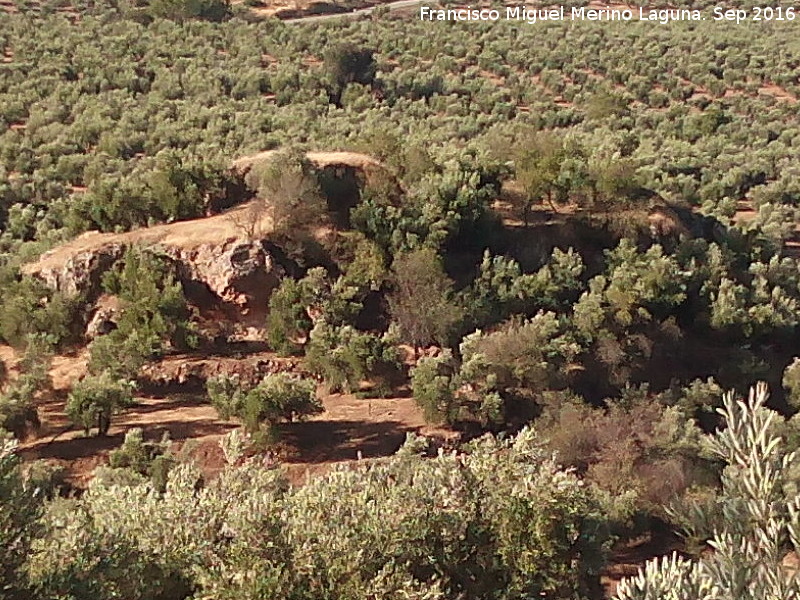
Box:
147, 0, 231, 21
0, 335, 52, 439
29, 428, 610, 600
305, 320, 402, 395
0, 276, 82, 349
90, 247, 196, 378
0, 438, 42, 597
107, 428, 175, 492
101, 247, 196, 358
410, 349, 459, 424
265, 277, 317, 356
616, 384, 800, 599
66, 372, 135, 437
207, 372, 322, 437
388, 248, 463, 350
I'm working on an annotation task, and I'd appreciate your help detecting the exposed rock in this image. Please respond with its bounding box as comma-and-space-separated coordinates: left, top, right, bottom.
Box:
138, 353, 308, 389
21, 151, 390, 329
24, 235, 284, 336
85, 309, 117, 340
85, 294, 121, 340
166, 240, 282, 307
33, 239, 125, 298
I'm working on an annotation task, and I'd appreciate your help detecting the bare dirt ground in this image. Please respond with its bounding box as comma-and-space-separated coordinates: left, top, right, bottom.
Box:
4, 344, 450, 488
19, 388, 447, 488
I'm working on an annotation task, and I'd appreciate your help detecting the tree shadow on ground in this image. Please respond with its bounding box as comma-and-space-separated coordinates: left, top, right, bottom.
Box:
280, 419, 421, 463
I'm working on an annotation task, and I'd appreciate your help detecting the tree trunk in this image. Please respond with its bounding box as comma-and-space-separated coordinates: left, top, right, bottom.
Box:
98, 411, 110, 436
546, 190, 558, 213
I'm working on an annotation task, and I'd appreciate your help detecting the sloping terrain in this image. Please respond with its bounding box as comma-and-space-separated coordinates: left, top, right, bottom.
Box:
23, 151, 381, 283
2, 344, 449, 488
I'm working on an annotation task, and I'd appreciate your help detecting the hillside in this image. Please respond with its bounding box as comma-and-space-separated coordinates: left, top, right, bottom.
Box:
3, 0, 800, 598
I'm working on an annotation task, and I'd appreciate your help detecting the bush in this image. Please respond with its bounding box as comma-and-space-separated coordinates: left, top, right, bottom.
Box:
324, 44, 376, 104
616, 384, 800, 599
0, 275, 81, 349
207, 372, 322, 438
29, 429, 610, 600
266, 268, 365, 356
388, 248, 463, 351
22, 460, 67, 499
242, 150, 327, 246
410, 349, 459, 424
0, 438, 42, 597
537, 393, 707, 531
91, 247, 196, 378
305, 320, 402, 395
101, 247, 195, 356
265, 277, 317, 356
106, 428, 175, 492
66, 372, 135, 437
147, 0, 231, 21
0, 335, 52, 439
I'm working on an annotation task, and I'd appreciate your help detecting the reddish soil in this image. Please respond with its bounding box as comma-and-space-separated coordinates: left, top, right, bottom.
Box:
758, 83, 798, 104
9, 344, 451, 488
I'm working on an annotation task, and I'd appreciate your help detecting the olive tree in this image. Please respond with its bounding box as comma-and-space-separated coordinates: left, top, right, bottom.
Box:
0, 438, 42, 598
616, 383, 800, 600
207, 372, 322, 438
66, 371, 135, 436
388, 248, 463, 352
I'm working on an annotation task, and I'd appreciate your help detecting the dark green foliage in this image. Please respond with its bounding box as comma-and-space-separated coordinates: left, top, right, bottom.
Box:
352, 161, 498, 255
90, 247, 196, 377
147, 0, 231, 21
0, 390, 40, 440
66, 371, 135, 436
0, 336, 52, 439
461, 248, 585, 329
0, 276, 81, 349
207, 372, 322, 436
0, 439, 42, 599
409, 349, 459, 424
305, 321, 402, 394
265, 276, 319, 356
411, 312, 578, 427
266, 267, 366, 356
104, 428, 175, 492
77, 156, 232, 232
324, 43, 376, 103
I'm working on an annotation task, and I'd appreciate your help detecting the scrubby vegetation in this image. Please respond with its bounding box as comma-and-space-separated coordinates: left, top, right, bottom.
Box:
207, 372, 322, 442
2, 0, 800, 596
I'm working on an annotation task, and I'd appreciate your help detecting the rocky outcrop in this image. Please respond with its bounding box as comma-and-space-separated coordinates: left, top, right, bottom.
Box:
22, 151, 389, 326
139, 353, 308, 389
25, 231, 284, 314
166, 240, 282, 307
33, 238, 125, 298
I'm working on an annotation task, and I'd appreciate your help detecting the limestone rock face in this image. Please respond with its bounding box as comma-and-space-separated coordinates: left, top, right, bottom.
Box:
85, 308, 118, 339
166, 240, 282, 307
84, 295, 121, 340
34, 241, 125, 298
25, 236, 285, 330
